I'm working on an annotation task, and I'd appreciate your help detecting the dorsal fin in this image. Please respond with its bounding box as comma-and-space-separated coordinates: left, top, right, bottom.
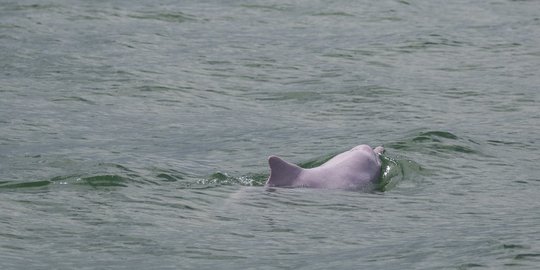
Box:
266, 156, 303, 187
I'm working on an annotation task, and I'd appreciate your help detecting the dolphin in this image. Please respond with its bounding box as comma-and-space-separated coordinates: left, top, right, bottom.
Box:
266, 145, 384, 190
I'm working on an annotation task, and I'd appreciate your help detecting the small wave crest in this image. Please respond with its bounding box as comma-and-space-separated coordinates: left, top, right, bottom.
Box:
386, 130, 483, 157
0, 162, 185, 190
0, 174, 130, 190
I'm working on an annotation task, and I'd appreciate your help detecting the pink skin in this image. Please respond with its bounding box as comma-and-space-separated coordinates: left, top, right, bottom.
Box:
266, 145, 384, 190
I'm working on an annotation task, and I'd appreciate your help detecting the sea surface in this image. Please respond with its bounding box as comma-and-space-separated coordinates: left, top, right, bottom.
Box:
1, 0, 540, 269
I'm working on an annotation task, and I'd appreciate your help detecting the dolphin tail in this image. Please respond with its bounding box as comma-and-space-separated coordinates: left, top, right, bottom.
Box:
266, 156, 303, 187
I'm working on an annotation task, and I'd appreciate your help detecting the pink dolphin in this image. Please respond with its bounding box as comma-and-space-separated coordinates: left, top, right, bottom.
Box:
266, 145, 384, 190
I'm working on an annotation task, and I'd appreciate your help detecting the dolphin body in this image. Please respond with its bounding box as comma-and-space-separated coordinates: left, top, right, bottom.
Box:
266, 145, 384, 190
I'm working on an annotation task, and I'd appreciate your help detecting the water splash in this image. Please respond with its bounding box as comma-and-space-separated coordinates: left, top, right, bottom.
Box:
377, 154, 424, 192
196, 172, 267, 187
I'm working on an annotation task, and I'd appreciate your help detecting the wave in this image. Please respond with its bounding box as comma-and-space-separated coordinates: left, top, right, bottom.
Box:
3, 131, 450, 191
385, 130, 484, 157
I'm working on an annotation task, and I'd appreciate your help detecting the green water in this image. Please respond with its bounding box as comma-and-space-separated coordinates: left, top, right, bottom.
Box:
1, 0, 540, 269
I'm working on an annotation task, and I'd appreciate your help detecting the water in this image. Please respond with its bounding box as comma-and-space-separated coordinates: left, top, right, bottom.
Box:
1, 0, 540, 269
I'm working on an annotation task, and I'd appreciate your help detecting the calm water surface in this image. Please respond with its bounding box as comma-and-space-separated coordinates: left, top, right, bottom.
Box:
1, 0, 540, 269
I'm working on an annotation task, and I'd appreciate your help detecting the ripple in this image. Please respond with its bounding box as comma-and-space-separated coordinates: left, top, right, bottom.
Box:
386, 130, 483, 156
0, 160, 192, 190
397, 37, 471, 52
0, 180, 51, 189
456, 263, 485, 269
416, 131, 459, 140
51, 96, 96, 105
78, 175, 128, 188
240, 4, 292, 12
514, 253, 540, 260
503, 244, 528, 249
3, 3, 60, 12
260, 91, 325, 102
127, 11, 196, 23
312, 12, 354, 17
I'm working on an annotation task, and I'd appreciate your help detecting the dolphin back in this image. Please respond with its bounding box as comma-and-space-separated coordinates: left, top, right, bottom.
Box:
266, 156, 303, 187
